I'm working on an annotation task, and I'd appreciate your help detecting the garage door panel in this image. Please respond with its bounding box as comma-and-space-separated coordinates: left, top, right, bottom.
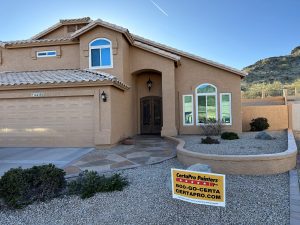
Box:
0, 96, 94, 147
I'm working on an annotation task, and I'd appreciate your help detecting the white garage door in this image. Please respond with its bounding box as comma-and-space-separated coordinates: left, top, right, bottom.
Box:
0, 96, 94, 147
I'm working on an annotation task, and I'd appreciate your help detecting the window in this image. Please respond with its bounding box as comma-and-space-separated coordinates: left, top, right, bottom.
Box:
220, 93, 232, 125
36, 51, 57, 58
196, 83, 217, 124
183, 95, 194, 125
89, 38, 113, 69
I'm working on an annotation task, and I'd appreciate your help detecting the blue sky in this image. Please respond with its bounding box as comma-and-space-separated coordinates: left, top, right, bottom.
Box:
0, 0, 299, 69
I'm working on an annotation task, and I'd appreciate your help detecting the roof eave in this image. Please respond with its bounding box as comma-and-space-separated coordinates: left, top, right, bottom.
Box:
0, 80, 130, 91
133, 35, 246, 77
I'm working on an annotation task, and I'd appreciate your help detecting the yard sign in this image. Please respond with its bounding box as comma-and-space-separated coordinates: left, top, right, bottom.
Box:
171, 168, 226, 207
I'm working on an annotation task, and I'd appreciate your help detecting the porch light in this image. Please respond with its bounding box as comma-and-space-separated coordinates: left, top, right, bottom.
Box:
147, 77, 153, 92
101, 91, 107, 102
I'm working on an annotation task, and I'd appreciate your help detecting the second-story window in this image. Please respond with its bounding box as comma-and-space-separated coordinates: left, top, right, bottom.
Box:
36, 51, 57, 58
89, 38, 113, 69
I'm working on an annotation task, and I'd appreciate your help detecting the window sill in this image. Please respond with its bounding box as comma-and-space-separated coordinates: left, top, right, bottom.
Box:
89, 66, 113, 70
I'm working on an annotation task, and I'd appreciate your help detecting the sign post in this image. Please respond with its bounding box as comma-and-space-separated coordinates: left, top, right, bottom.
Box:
171, 168, 225, 207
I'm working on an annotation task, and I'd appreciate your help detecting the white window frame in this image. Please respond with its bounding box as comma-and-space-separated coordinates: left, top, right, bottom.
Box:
182, 95, 194, 126
220, 93, 232, 125
195, 83, 218, 125
36, 50, 57, 58
89, 38, 113, 69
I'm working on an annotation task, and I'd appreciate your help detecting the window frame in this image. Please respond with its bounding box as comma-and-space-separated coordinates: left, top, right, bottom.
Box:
89, 38, 113, 69
182, 95, 194, 126
220, 93, 232, 125
36, 50, 57, 58
195, 83, 218, 125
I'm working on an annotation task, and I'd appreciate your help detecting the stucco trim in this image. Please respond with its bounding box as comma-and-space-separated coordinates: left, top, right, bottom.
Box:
133, 41, 180, 62
167, 129, 297, 175
71, 19, 134, 44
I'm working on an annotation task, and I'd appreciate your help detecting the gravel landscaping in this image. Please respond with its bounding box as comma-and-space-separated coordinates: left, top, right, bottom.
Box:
0, 158, 289, 225
179, 130, 287, 155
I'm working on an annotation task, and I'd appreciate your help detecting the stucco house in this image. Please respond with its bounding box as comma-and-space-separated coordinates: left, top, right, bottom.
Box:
0, 17, 246, 148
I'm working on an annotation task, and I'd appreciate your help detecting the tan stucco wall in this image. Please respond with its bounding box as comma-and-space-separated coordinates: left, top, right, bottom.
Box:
242, 105, 288, 131
176, 57, 242, 134
290, 102, 300, 131
0, 44, 80, 72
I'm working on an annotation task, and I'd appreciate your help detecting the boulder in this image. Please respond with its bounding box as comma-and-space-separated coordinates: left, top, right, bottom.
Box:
255, 131, 274, 140
187, 163, 212, 173
166, 163, 211, 192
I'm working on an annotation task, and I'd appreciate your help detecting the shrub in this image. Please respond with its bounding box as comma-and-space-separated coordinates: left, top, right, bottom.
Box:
0, 164, 65, 209
201, 136, 220, 144
68, 171, 128, 199
221, 132, 239, 140
250, 117, 270, 131
201, 119, 222, 136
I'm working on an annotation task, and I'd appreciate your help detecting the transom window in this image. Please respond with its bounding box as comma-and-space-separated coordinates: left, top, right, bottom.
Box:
196, 84, 217, 124
89, 38, 113, 69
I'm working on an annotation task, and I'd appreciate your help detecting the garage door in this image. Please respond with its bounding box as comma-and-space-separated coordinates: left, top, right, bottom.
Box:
0, 96, 94, 147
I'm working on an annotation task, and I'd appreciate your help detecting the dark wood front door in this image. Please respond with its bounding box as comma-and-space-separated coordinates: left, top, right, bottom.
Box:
140, 96, 162, 134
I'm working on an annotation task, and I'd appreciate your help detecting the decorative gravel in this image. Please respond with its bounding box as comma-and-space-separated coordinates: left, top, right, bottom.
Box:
0, 159, 289, 225
179, 130, 287, 155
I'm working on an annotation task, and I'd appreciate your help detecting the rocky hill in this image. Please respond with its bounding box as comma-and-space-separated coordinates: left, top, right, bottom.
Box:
242, 46, 300, 86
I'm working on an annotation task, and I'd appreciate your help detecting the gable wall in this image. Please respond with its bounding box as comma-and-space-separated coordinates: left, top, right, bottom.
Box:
39, 26, 70, 39
175, 56, 242, 133
0, 44, 80, 72
78, 26, 127, 81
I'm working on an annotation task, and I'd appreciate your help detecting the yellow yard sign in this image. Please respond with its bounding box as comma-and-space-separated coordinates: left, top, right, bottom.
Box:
171, 168, 226, 207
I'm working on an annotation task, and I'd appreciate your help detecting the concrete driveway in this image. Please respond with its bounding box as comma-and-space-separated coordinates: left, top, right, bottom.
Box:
0, 147, 94, 176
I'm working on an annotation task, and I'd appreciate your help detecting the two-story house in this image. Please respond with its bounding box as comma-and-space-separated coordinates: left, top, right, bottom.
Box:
0, 17, 246, 147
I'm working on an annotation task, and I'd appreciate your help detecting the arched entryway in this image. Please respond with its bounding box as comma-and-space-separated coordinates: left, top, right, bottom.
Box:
132, 70, 162, 134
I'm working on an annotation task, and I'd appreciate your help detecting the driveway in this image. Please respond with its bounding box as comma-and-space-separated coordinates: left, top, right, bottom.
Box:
0, 147, 93, 176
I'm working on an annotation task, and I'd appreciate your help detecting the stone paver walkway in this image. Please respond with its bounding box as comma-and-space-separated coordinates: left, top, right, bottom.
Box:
64, 135, 176, 176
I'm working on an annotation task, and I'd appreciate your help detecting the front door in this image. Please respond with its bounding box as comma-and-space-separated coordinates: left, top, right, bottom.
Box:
140, 96, 162, 134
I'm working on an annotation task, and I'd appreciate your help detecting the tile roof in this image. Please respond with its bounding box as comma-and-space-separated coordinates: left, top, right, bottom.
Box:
59, 17, 91, 24
133, 41, 180, 61
133, 34, 247, 77
0, 69, 129, 89
1, 37, 75, 47
31, 17, 91, 40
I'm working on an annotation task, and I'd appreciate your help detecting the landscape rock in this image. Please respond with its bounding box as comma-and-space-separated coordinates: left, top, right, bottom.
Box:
166, 163, 211, 192
187, 163, 212, 173
255, 131, 274, 140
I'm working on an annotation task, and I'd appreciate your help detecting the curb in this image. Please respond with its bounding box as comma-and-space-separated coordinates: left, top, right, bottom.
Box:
289, 169, 300, 225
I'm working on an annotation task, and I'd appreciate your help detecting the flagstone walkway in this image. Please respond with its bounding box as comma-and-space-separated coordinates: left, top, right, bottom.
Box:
64, 135, 177, 177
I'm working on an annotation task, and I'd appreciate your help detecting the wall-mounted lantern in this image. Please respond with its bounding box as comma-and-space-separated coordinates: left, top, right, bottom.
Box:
147, 77, 153, 92
101, 91, 107, 102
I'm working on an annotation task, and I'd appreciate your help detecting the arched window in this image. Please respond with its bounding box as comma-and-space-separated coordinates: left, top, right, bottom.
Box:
196, 83, 217, 124
89, 38, 113, 69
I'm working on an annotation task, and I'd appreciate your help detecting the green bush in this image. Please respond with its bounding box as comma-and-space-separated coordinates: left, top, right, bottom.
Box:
0, 164, 65, 209
221, 132, 239, 140
201, 136, 220, 144
68, 171, 128, 199
250, 117, 270, 131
